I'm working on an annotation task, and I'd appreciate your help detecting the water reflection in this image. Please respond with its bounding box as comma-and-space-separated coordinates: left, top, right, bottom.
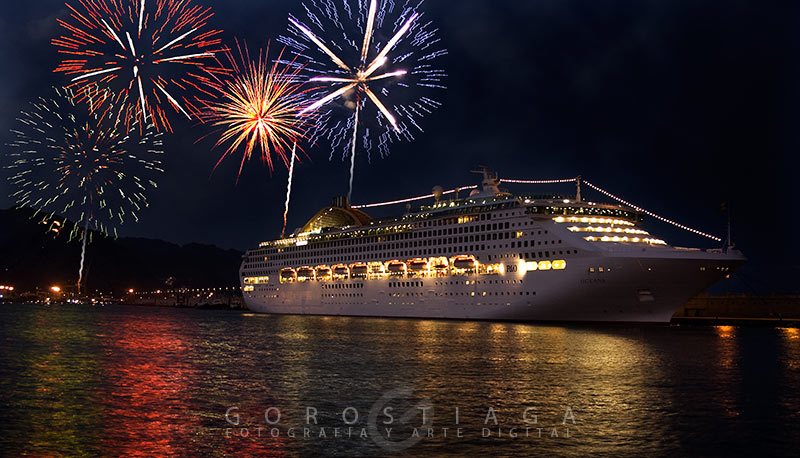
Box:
781, 328, 800, 372
1, 305, 799, 457
0, 306, 104, 457
98, 310, 202, 457
712, 325, 741, 418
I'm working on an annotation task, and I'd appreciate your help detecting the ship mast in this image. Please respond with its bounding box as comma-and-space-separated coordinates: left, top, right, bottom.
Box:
470, 166, 502, 196
725, 203, 734, 252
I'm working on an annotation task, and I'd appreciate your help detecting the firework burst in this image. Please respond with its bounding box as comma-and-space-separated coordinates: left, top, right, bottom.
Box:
200, 43, 312, 179
5, 86, 164, 289
279, 0, 447, 200
52, 0, 226, 132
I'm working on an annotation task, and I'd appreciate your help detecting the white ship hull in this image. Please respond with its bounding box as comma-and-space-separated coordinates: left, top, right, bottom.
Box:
243, 252, 743, 323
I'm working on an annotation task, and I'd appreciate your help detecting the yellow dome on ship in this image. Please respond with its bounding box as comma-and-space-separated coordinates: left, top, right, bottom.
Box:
300, 199, 372, 233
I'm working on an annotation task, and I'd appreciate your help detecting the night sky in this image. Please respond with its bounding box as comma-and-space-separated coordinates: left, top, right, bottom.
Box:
1, 0, 798, 292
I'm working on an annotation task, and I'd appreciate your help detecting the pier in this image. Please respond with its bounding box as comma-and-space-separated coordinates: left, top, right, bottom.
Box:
121, 288, 245, 309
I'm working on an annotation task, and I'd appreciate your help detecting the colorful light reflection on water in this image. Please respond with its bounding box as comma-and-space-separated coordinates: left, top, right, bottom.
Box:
0, 304, 799, 456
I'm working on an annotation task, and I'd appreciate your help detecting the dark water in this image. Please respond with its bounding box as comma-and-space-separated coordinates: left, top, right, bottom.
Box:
0, 304, 799, 457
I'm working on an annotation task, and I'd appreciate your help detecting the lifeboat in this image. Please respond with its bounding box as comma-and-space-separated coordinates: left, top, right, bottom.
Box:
279, 267, 297, 283
296, 266, 315, 282
368, 261, 387, 279
452, 255, 478, 272
332, 264, 350, 279
428, 256, 450, 277
315, 265, 332, 281
430, 257, 449, 269
407, 258, 429, 276
385, 260, 407, 276
350, 262, 368, 278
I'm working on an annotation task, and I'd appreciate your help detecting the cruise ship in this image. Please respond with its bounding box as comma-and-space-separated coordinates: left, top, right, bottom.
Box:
240, 170, 745, 323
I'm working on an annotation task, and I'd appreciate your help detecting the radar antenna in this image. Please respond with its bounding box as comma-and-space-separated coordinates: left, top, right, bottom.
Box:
470, 165, 497, 183
470, 166, 503, 196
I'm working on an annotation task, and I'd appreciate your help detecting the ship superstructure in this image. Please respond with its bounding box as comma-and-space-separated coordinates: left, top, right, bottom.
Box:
240, 170, 745, 323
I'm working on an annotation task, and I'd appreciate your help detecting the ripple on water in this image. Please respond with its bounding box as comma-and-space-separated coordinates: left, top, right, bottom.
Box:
0, 304, 798, 457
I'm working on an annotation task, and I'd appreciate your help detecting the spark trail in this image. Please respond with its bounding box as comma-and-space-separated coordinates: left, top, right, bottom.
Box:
282, 143, 298, 238
78, 219, 89, 294
348, 102, 360, 203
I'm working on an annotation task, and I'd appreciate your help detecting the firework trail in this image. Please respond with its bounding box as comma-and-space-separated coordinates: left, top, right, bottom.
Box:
5, 86, 164, 292
282, 143, 297, 238
199, 42, 312, 181
52, 0, 226, 132
348, 102, 360, 203
78, 219, 89, 294
279, 0, 447, 201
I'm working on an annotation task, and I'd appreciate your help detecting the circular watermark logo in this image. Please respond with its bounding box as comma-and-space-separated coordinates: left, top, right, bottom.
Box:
367, 386, 433, 453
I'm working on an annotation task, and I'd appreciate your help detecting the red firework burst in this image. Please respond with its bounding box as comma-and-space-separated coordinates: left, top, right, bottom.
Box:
53, 0, 227, 132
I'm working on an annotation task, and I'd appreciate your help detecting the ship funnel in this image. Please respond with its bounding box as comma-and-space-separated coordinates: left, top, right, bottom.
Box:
432, 185, 444, 202
332, 196, 349, 208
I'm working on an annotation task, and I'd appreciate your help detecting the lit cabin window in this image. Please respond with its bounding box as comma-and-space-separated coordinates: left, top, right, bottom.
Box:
554, 216, 636, 226
568, 226, 649, 235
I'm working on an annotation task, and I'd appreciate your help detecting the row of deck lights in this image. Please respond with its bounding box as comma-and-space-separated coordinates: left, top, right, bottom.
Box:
567, 226, 649, 235
553, 216, 636, 226
242, 255, 568, 287
553, 216, 667, 245
260, 223, 417, 248
276, 256, 484, 283
585, 235, 667, 245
